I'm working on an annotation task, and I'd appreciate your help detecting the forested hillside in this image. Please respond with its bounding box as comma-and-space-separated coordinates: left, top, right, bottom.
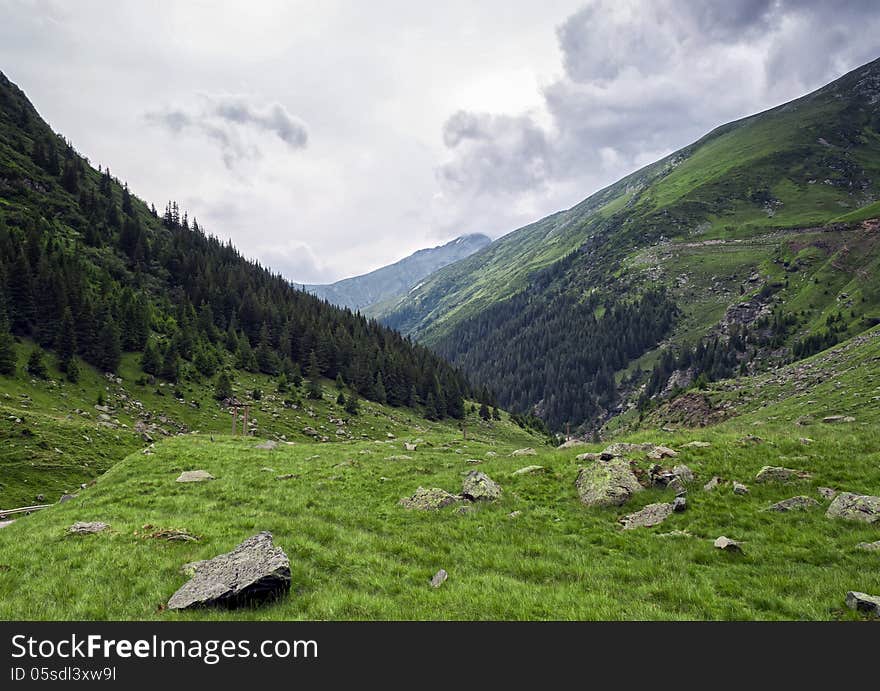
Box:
384, 57, 880, 433
0, 71, 469, 419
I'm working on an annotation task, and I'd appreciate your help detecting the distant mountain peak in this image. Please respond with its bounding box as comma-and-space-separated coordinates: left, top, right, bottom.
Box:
304, 233, 491, 312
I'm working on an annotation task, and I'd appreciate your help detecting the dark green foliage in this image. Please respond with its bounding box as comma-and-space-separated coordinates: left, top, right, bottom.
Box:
160, 342, 180, 382
290, 363, 303, 388
436, 288, 677, 431
276, 373, 289, 393
252, 388, 262, 401
335, 374, 345, 390
479, 402, 490, 421
56, 307, 77, 371
306, 351, 322, 400
336, 391, 346, 406
140, 339, 160, 376
26, 346, 47, 378
0, 308, 16, 375
344, 391, 359, 415
65, 356, 80, 383
214, 370, 233, 401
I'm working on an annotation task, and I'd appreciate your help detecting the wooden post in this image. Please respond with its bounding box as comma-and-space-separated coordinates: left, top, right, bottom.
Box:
231, 407, 237, 435
243, 406, 249, 435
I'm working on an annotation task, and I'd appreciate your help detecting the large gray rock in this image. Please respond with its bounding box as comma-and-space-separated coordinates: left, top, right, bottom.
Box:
845, 591, 880, 616
462, 471, 502, 501
754, 466, 811, 484
619, 502, 673, 530
511, 465, 544, 476
825, 492, 880, 524
576, 459, 643, 507
399, 487, 461, 511
714, 536, 743, 553
168, 532, 290, 610
511, 448, 537, 457
673, 464, 695, 484
67, 521, 110, 535
176, 470, 215, 483
767, 496, 820, 512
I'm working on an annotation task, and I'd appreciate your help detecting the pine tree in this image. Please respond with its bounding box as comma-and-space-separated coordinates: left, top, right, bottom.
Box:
26, 347, 47, 378
56, 307, 77, 372
97, 320, 122, 372
290, 362, 303, 388
344, 391, 359, 415
479, 402, 491, 421
374, 372, 387, 404
160, 342, 180, 382
424, 392, 439, 421
65, 356, 80, 383
336, 391, 346, 406
491, 406, 501, 421
255, 324, 279, 374
277, 373, 289, 393
0, 308, 16, 375
335, 374, 345, 391
141, 339, 161, 376
214, 370, 233, 400
306, 351, 322, 400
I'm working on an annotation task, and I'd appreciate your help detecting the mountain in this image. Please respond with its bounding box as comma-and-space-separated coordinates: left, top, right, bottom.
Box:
380, 57, 880, 433
303, 233, 491, 313
0, 70, 472, 425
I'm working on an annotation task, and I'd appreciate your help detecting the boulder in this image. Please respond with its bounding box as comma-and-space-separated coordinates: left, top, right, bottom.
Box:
404, 442, 418, 452
254, 440, 278, 450
67, 521, 110, 535
430, 569, 448, 588
672, 496, 687, 513
733, 481, 750, 495
767, 496, 820, 512
58, 493, 77, 504
399, 487, 461, 511
845, 591, 880, 617
683, 441, 711, 448
754, 466, 811, 484
714, 536, 743, 553
856, 540, 880, 552
576, 452, 602, 462
672, 464, 695, 484
167, 532, 290, 610
511, 448, 537, 457
176, 470, 215, 483
822, 415, 856, 424
825, 492, 880, 524
646, 445, 678, 461
302, 427, 319, 437
507, 511, 522, 519
511, 465, 544, 476
620, 502, 674, 530
575, 459, 642, 507
557, 439, 587, 449
462, 471, 502, 501
601, 442, 655, 458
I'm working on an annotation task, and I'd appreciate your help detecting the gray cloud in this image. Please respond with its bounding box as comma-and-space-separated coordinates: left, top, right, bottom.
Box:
435, 0, 880, 238
146, 95, 308, 168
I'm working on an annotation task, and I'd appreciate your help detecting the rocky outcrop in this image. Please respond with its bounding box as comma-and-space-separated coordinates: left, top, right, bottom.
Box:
168, 532, 290, 610
754, 466, 811, 484
767, 496, 819, 512
511, 448, 537, 457
845, 591, 880, 616
176, 470, 215, 483
825, 492, 880, 524
67, 521, 110, 535
575, 459, 643, 507
511, 465, 544, 476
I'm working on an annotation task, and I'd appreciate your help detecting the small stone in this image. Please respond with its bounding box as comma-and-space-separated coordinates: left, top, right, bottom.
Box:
67, 521, 110, 535
856, 540, 880, 552
646, 445, 678, 460
672, 464, 694, 484
254, 440, 278, 450
684, 441, 711, 448
672, 496, 687, 513
430, 569, 448, 588
799, 438, 814, 445
767, 496, 820, 512
733, 481, 750, 495
714, 536, 743, 553
511, 448, 537, 457
822, 415, 855, 424
58, 494, 77, 504
619, 502, 674, 530
817, 487, 837, 500
399, 487, 461, 511
703, 476, 723, 492
176, 470, 215, 483
511, 465, 544, 476
35, 494, 45, 503
508, 510, 522, 519
275, 474, 297, 481
465, 459, 483, 465
754, 466, 811, 483
845, 591, 880, 616
576, 452, 602, 462
404, 442, 417, 452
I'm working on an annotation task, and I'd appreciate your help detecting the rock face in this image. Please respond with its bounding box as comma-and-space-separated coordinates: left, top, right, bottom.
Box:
575, 459, 643, 507
714, 536, 743, 553
399, 487, 461, 511
430, 569, 448, 588
67, 521, 110, 535
825, 492, 880, 524
512, 465, 544, 476
176, 470, 215, 483
767, 496, 820, 512
845, 591, 880, 616
168, 532, 290, 611
754, 466, 811, 484
461, 471, 502, 501
620, 502, 674, 530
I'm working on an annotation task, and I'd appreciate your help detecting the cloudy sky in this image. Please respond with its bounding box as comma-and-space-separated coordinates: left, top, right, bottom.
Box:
2, 1, 879, 283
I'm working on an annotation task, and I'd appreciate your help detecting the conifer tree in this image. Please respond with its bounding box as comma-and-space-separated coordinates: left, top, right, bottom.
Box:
65, 356, 80, 383
26, 347, 47, 378
214, 370, 233, 400
374, 372, 387, 404
56, 307, 77, 372
336, 391, 346, 406
306, 351, 322, 400
141, 339, 161, 376
344, 391, 359, 415
0, 308, 16, 376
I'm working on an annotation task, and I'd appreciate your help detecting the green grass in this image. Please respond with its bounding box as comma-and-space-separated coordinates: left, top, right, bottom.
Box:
1, 329, 879, 620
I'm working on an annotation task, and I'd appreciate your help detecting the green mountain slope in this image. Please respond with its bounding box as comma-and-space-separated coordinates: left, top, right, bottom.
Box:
304, 233, 491, 313
383, 57, 880, 432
